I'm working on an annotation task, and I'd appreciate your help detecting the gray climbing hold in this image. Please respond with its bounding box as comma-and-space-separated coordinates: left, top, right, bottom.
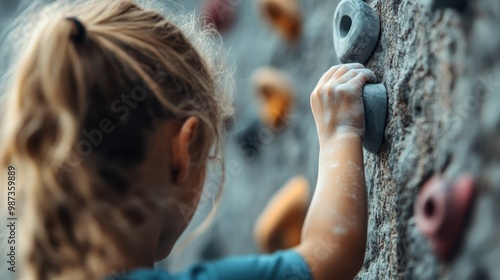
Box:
362, 83, 387, 154
333, 0, 381, 64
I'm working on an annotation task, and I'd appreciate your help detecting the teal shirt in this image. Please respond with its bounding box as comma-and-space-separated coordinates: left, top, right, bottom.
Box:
108, 250, 312, 280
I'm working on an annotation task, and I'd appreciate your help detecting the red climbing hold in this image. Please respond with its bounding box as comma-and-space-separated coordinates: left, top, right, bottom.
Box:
415, 174, 475, 260
202, 0, 239, 33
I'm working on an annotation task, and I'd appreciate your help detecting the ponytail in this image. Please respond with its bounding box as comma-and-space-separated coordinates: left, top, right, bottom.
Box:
0, 16, 109, 279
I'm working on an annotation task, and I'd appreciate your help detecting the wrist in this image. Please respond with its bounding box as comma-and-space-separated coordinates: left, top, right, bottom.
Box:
319, 128, 364, 147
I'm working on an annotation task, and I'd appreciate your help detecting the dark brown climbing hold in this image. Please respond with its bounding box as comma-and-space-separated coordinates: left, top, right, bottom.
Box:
333, 0, 381, 64
202, 0, 239, 33
257, 0, 303, 43
415, 175, 476, 260
254, 176, 310, 253
253, 67, 295, 130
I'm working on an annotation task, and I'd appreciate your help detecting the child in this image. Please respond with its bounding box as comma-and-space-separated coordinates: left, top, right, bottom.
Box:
0, 1, 376, 279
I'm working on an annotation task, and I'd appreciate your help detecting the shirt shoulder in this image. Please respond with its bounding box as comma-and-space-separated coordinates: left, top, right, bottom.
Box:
119, 249, 312, 280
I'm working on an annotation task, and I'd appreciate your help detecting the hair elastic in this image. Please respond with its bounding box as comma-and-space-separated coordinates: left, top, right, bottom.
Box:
65, 17, 86, 43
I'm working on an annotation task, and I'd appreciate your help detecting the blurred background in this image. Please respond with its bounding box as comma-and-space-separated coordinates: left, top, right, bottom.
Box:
1, 0, 500, 279
0, 0, 332, 274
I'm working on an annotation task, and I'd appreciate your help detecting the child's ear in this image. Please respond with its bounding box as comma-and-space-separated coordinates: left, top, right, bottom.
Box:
171, 116, 199, 184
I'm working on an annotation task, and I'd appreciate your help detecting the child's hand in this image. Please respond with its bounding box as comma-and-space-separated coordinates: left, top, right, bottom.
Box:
310, 63, 376, 144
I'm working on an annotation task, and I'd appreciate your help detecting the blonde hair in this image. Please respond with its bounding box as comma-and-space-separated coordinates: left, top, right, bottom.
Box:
0, 0, 233, 279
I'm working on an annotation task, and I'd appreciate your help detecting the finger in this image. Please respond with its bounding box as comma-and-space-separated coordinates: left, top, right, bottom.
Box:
313, 65, 342, 93
331, 63, 365, 80
336, 69, 363, 84
337, 69, 377, 84
348, 69, 378, 87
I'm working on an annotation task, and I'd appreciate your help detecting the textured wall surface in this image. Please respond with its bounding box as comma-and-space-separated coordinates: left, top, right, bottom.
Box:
361, 0, 500, 279
0, 0, 499, 279
169, 1, 500, 279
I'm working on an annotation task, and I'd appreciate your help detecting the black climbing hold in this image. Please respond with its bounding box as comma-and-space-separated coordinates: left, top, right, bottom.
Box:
426, 0, 469, 12
235, 118, 265, 159
333, 0, 381, 64
362, 83, 387, 154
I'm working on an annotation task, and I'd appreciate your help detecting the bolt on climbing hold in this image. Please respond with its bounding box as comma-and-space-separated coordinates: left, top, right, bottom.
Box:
332, 0, 386, 154
257, 0, 303, 43
333, 0, 381, 64
202, 0, 239, 33
415, 175, 476, 261
252, 67, 295, 130
254, 176, 310, 253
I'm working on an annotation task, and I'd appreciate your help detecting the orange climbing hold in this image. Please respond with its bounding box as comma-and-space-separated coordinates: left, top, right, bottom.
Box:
257, 0, 303, 43
253, 67, 295, 129
254, 176, 310, 253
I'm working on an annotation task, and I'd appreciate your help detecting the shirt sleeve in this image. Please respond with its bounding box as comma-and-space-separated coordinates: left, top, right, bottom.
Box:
172, 249, 312, 280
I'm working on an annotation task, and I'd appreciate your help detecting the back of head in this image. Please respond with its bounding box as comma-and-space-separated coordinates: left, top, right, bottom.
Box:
0, 1, 233, 279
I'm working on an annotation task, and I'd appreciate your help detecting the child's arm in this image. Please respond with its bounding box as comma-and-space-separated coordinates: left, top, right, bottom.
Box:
295, 63, 377, 280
